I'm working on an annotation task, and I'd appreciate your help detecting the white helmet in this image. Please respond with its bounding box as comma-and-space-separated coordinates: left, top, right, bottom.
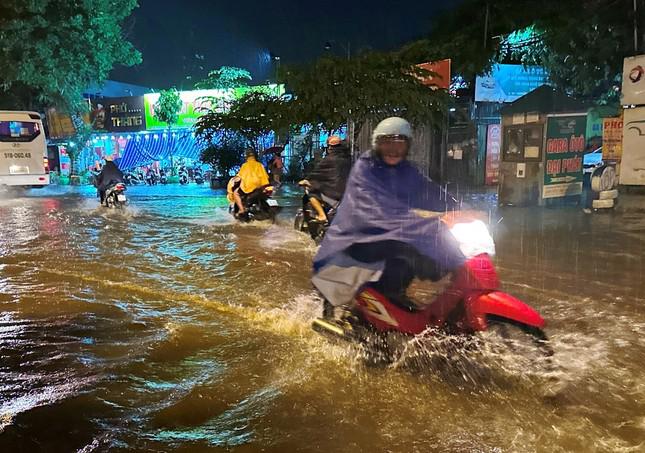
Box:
371, 117, 413, 148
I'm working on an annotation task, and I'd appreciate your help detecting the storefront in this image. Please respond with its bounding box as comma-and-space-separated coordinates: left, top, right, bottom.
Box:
498, 85, 587, 206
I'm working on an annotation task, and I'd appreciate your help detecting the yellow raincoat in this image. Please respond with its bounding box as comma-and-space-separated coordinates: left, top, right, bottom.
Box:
226, 157, 269, 202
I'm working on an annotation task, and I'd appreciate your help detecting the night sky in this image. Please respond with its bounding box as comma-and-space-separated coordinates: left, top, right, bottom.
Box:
110, 0, 460, 90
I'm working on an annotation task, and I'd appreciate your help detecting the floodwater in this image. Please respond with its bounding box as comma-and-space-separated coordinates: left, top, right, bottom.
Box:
0, 184, 644, 452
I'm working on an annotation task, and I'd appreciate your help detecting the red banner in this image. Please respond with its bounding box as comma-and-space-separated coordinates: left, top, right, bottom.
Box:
417, 60, 451, 90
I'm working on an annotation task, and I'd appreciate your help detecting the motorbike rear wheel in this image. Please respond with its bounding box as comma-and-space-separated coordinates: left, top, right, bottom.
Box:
294, 211, 306, 232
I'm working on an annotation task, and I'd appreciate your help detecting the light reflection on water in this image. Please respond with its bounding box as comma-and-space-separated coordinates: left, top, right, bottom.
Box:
0, 185, 644, 452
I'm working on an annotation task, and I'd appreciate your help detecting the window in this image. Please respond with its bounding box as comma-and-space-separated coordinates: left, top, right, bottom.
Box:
0, 121, 41, 142
503, 125, 542, 162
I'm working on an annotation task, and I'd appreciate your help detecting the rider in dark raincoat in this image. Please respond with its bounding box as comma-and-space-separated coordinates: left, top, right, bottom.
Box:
95, 158, 124, 206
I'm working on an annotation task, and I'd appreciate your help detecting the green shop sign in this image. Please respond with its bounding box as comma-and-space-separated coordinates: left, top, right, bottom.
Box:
143, 85, 284, 130
543, 115, 586, 199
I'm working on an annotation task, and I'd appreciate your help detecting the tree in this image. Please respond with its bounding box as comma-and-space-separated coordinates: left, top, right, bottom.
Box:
195, 66, 252, 90
195, 51, 447, 177
420, 0, 640, 101
154, 88, 182, 127
0, 0, 141, 110
154, 88, 183, 173
195, 91, 292, 152
279, 51, 449, 142
199, 133, 246, 178
68, 120, 93, 180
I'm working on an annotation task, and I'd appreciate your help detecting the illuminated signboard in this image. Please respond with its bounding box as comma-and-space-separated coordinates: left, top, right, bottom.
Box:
91, 96, 146, 132
143, 85, 284, 130
475, 64, 548, 103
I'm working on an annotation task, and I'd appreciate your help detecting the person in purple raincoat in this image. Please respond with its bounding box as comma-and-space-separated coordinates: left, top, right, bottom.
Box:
312, 117, 465, 318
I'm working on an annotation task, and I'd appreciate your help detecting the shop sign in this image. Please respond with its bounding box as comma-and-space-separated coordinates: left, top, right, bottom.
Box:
543, 115, 586, 199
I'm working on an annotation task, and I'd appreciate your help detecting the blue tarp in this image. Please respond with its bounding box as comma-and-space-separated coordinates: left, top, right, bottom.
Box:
117, 131, 202, 170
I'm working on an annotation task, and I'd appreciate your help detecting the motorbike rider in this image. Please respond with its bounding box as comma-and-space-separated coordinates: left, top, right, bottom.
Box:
228, 149, 270, 218
95, 156, 125, 206
299, 135, 351, 223
312, 117, 465, 317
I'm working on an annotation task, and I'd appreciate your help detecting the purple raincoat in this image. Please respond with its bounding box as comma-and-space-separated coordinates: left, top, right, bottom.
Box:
312, 151, 465, 305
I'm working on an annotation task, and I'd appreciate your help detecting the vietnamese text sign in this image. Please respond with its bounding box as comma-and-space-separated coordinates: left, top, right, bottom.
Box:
475, 64, 548, 103
620, 107, 645, 185
602, 116, 623, 161
485, 124, 501, 185
144, 85, 284, 130
543, 115, 586, 199
91, 96, 146, 132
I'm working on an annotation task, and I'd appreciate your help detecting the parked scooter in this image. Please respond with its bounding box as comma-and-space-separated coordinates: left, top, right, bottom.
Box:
194, 168, 204, 185
179, 167, 189, 185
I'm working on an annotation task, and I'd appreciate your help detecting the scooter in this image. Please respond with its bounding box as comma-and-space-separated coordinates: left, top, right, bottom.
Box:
313, 214, 551, 361
145, 171, 158, 186
194, 169, 204, 185
179, 169, 189, 185
123, 172, 144, 186
228, 178, 281, 223
294, 180, 338, 244
103, 182, 128, 209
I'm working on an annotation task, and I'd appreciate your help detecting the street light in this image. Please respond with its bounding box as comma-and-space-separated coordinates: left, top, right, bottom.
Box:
270, 53, 281, 82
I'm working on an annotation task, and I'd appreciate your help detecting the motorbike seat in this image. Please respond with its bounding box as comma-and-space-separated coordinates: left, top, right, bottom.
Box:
365, 285, 421, 313
389, 295, 422, 312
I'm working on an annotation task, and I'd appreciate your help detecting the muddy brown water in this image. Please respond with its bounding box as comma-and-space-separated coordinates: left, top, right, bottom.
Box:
0, 184, 644, 452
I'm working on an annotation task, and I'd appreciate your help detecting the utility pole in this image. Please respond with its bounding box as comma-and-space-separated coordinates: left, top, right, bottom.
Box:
634, 0, 642, 54
483, 3, 490, 49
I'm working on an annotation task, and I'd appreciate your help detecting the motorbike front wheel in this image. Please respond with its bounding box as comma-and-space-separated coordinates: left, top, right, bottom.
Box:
481, 315, 553, 372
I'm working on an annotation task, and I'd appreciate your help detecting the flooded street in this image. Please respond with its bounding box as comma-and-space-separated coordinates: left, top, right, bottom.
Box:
1, 184, 644, 452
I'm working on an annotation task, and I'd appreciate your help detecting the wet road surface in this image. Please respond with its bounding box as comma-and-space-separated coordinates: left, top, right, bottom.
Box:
1, 184, 644, 452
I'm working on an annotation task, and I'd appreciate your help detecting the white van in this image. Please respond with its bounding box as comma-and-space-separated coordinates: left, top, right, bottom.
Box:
0, 110, 50, 187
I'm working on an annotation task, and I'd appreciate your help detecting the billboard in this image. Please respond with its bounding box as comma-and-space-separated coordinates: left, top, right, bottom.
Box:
621, 55, 645, 106
46, 108, 77, 139
143, 85, 284, 130
620, 107, 645, 185
543, 115, 586, 199
475, 64, 548, 103
45, 104, 92, 139
91, 96, 146, 132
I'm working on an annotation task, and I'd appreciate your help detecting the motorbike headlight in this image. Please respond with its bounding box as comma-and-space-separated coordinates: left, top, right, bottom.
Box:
450, 220, 495, 259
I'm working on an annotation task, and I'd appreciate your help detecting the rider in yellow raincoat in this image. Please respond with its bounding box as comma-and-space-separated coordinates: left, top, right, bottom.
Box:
227, 150, 270, 217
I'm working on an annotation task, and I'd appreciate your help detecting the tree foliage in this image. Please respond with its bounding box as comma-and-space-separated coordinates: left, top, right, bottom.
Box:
154, 88, 182, 128
281, 52, 449, 132
0, 0, 141, 110
194, 52, 447, 162
195, 91, 291, 151
199, 133, 246, 177
421, 0, 640, 101
194, 66, 252, 90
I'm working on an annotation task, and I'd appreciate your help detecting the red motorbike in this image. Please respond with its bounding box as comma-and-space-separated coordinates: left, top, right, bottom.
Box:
313, 216, 551, 359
